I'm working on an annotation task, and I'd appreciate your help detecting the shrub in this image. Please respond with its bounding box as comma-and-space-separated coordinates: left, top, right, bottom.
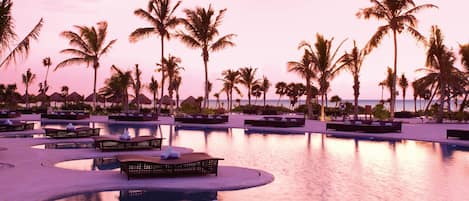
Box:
373, 103, 390, 120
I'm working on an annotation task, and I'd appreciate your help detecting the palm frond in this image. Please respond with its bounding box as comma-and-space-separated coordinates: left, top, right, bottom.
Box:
365, 25, 391, 54
406, 26, 426, 45
59, 48, 90, 58
134, 9, 158, 27
0, 18, 43, 68
99, 39, 117, 56
210, 34, 236, 51
404, 4, 438, 15
129, 27, 157, 42
176, 32, 201, 48
54, 57, 91, 71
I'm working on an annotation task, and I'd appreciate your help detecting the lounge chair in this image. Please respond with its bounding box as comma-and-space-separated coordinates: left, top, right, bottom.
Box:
41, 111, 90, 120
0, 111, 21, 119
447, 129, 469, 140
44, 127, 100, 138
92, 136, 163, 151
0, 121, 34, 132
116, 152, 223, 179
109, 113, 158, 121
244, 117, 305, 128
174, 114, 228, 124
326, 120, 402, 133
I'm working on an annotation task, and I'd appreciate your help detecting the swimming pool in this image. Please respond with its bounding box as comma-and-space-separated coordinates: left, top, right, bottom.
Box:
47, 123, 469, 201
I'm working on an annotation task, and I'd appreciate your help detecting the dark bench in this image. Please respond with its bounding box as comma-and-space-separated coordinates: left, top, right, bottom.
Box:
44, 127, 100, 138
447, 129, 469, 140
244, 117, 305, 128
92, 136, 163, 151
109, 113, 158, 121
0, 122, 34, 132
41, 111, 90, 120
326, 121, 402, 133
174, 115, 228, 124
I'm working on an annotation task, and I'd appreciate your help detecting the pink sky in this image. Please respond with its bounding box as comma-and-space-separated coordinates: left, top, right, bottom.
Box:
0, 0, 467, 100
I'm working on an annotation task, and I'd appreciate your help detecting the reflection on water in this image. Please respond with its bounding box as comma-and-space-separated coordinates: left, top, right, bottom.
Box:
49, 124, 469, 201
52, 189, 217, 201
55, 157, 120, 171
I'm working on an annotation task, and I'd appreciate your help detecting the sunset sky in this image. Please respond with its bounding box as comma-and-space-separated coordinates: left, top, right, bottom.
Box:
0, 0, 467, 100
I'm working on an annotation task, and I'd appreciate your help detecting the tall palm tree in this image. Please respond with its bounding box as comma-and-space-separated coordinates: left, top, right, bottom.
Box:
286, 83, 305, 108
41, 57, 51, 95
357, 0, 437, 120
220, 69, 241, 111
148, 76, 159, 112
130, 0, 181, 117
384, 67, 394, 102
173, 75, 182, 109
411, 80, 421, 112
177, 5, 236, 108
0, 0, 43, 69
399, 73, 409, 111
287, 49, 316, 119
251, 84, 262, 105
158, 55, 183, 115
458, 43, 469, 112
21, 68, 36, 109
213, 93, 220, 108
378, 81, 386, 101
239, 67, 260, 106
416, 26, 461, 123
110, 65, 133, 112
55, 21, 117, 111
261, 76, 271, 108
299, 33, 346, 121
341, 41, 367, 120
275, 82, 287, 106
133, 64, 142, 111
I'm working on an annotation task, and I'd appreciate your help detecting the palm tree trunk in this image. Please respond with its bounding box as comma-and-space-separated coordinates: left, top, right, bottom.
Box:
459, 93, 468, 113
93, 66, 98, 112
25, 86, 29, 109
353, 75, 359, 120
203, 59, 209, 109
247, 85, 251, 105
306, 78, 312, 120
153, 91, 156, 112
390, 30, 398, 120
229, 89, 233, 111
320, 94, 325, 121
157, 37, 165, 118
437, 81, 445, 123
263, 91, 266, 108
169, 76, 174, 116
402, 90, 406, 111
414, 95, 417, 113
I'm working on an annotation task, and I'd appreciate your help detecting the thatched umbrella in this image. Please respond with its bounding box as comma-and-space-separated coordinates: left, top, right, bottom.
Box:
130, 94, 152, 105
85, 93, 105, 103
67, 92, 84, 102
49, 92, 64, 102
180, 96, 197, 106
18, 94, 37, 104
159, 95, 175, 106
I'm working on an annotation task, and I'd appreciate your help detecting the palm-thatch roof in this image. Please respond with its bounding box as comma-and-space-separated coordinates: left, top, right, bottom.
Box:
181, 96, 197, 106
159, 95, 175, 105
66, 92, 83, 102
85, 93, 105, 103
130, 94, 152, 105
49, 92, 64, 102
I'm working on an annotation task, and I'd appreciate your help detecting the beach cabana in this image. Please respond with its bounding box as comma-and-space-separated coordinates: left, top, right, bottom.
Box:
67, 92, 84, 103
85, 93, 105, 103
130, 94, 152, 105
159, 95, 175, 106
49, 92, 64, 102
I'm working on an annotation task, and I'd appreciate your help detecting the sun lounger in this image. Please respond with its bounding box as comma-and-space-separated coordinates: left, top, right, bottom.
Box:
447, 129, 469, 140
108, 113, 158, 121
0, 121, 34, 132
0, 111, 21, 119
326, 120, 401, 133
174, 114, 228, 124
116, 152, 223, 179
244, 117, 305, 127
44, 127, 100, 138
41, 111, 90, 120
92, 136, 163, 151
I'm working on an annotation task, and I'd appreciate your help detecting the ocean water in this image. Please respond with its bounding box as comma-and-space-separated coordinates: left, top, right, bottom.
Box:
206, 99, 451, 112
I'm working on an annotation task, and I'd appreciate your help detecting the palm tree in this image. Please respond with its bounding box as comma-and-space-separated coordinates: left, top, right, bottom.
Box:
220, 69, 241, 111
330, 95, 342, 107
41, 57, 51, 96
286, 83, 305, 108
55, 21, 117, 111
416, 26, 461, 123
251, 84, 262, 105
61, 85, 69, 108
275, 82, 287, 106
130, 0, 181, 117
21, 68, 36, 109
177, 5, 236, 108
173, 75, 182, 109
399, 73, 409, 111
213, 93, 220, 108
357, 0, 437, 120
133, 64, 142, 111
239, 67, 260, 106
0, 84, 19, 107
158, 55, 183, 115
411, 80, 421, 113
384, 67, 394, 102
148, 76, 159, 112
458, 43, 469, 112
378, 80, 386, 101
287, 49, 316, 119
108, 65, 133, 112
0, 0, 43, 68
299, 33, 346, 121
341, 40, 367, 120
261, 76, 271, 108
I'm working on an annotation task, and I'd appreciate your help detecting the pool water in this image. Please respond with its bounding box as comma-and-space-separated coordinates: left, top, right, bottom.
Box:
50, 123, 469, 201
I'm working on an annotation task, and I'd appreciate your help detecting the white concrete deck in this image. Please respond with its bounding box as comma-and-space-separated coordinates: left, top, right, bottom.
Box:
1, 113, 468, 200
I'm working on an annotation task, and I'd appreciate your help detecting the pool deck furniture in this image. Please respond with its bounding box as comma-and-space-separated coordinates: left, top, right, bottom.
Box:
0, 121, 34, 132
44, 127, 100, 138
326, 120, 402, 133
116, 152, 223, 180
447, 129, 469, 140
109, 113, 158, 121
244, 117, 305, 128
0, 111, 21, 119
92, 136, 163, 151
41, 111, 90, 120
175, 114, 229, 124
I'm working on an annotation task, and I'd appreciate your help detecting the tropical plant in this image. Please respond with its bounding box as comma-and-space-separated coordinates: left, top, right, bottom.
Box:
357, 0, 437, 119
55, 21, 117, 111
0, 84, 19, 108
239, 66, 260, 105
341, 40, 367, 120
213, 93, 220, 108
378, 80, 386, 101
286, 83, 305, 108
415, 26, 461, 122
458, 43, 469, 112
130, 0, 181, 117
299, 33, 346, 120
177, 5, 236, 108
251, 84, 262, 105
399, 73, 409, 111
148, 76, 159, 112
41, 57, 51, 96
384, 67, 394, 102
330, 95, 342, 107
261, 76, 271, 108
21, 68, 36, 109
132, 64, 142, 111
101, 65, 133, 112
173, 75, 182, 109
0, 0, 43, 68
287, 49, 316, 119
220, 69, 241, 111
158, 55, 183, 115
61, 85, 69, 108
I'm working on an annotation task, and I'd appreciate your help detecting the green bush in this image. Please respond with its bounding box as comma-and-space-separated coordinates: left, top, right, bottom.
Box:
372, 103, 390, 120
